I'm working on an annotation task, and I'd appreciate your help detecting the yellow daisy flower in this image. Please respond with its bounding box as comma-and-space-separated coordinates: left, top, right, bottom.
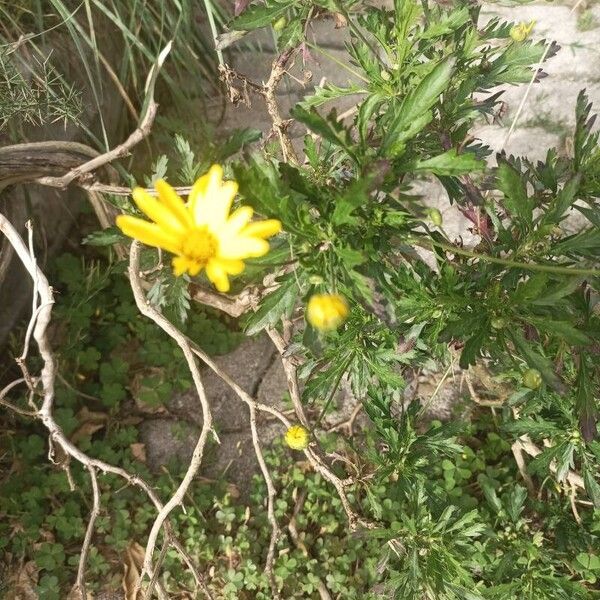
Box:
306, 293, 349, 331
116, 165, 281, 292
284, 425, 310, 450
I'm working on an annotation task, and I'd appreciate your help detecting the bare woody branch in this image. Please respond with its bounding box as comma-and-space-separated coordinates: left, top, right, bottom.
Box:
0, 212, 212, 600
128, 241, 215, 595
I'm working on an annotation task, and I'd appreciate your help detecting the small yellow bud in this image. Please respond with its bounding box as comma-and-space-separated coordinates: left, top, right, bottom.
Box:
272, 16, 287, 32
285, 425, 309, 450
510, 21, 535, 42
380, 69, 391, 81
306, 293, 349, 331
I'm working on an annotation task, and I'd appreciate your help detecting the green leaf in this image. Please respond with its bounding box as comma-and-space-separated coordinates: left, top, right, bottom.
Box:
478, 475, 502, 513
555, 443, 575, 483
231, 2, 292, 30
575, 553, 600, 571
382, 57, 456, 156
510, 330, 562, 391
357, 92, 386, 142
217, 128, 262, 160
496, 160, 531, 223
583, 466, 600, 508
244, 277, 298, 335
459, 322, 488, 369
83, 227, 126, 247
412, 149, 484, 176
298, 83, 368, 109
290, 105, 359, 163
542, 174, 582, 224
528, 318, 591, 346
336, 246, 366, 268
505, 485, 527, 522
576, 359, 597, 442
553, 228, 600, 256
419, 7, 470, 39
331, 180, 367, 226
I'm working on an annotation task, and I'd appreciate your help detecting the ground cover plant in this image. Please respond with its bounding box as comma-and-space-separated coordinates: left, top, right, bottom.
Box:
1, 1, 599, 598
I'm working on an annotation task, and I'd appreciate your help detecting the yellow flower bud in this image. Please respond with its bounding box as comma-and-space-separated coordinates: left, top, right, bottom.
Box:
510, 21, 535, 42
306, 293, 349, 331
272, 16, 287, 32
285, 425, 309, 450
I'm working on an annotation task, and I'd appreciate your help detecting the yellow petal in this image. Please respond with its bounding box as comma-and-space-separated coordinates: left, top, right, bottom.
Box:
223, 206, 254, 237
212, 257, 245, 275
116, 215, 180, 254
205, 180, 238, 228
172, 256, 189, 276
219, 237, 269, 260
155, 179, 193, 228
206, 260, 230, 292
241, 219, 282, 239
189, 164, 224, 223
132, 187, 186, 235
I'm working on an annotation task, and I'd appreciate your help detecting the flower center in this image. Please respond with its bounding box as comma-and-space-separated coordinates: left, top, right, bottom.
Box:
181, 226, 218, 265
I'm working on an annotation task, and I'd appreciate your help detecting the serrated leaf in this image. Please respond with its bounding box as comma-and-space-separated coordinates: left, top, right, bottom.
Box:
412, 149, 484, 176
217, 128, 262, 160
230, 1, 292, 30
583, 467, 600, 508
298, 83, 368, 109
542, 174, 582, 224
82, 227, 125, 246
459, 324, 488, 369
420, 7, 470, 39
291, 105, 359, 163
576, 359, 597, 442
478, 475, 502, 513
357, 92, 386, 142
382, 57, 456, 156
497, 160, 531, 222
244, 277, 298, 335
510, 330, 562, 391
528, 318, 591, 346
553, 228, 600, 256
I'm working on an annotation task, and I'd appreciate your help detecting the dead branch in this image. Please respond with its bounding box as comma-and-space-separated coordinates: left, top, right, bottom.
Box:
36, 102, 158, 190
0, 212, 212, 599
263, 48, 300, 165
128, 242, 215, 597
73, 465, 100, 599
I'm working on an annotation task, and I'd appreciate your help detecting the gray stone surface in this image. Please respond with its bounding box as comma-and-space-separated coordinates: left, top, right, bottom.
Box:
139, 419, 201, 470
167, 334, 279, 430
140, 334, 289, 490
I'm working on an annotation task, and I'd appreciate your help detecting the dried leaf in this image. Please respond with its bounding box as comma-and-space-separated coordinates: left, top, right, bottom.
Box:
70, 407, 108, 443
334, 12, 347, 28
5, 560, 39, 600
122, 542, 146, 600
130, 443, 147, 463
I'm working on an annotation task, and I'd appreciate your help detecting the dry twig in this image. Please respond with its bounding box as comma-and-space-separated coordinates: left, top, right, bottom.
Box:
128, 242, 215, 597
0, 213, 212, 600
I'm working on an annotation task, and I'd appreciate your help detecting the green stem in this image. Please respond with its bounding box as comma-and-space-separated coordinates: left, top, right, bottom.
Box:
334, 1, 386, 70
316, 353, 354, 427
305, 41, 369, 84
412, 237, 600, 277
202, 0, 224, 67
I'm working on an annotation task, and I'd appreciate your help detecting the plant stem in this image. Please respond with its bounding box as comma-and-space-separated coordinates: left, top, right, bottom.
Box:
305, 40, 369, 83
412, 237, 600, 277
202, 0, 224, 67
